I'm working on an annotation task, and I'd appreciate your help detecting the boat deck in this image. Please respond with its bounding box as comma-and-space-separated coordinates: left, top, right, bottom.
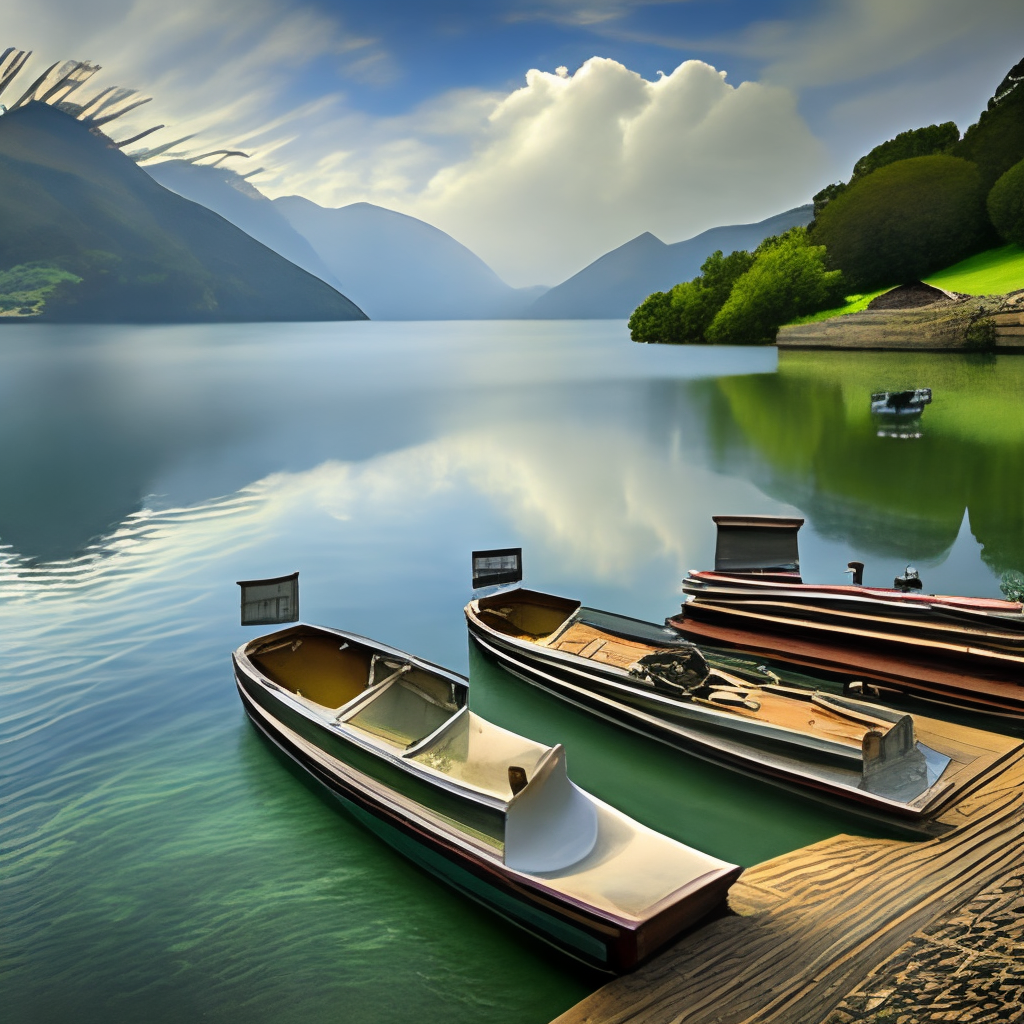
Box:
552, 743, 1024, 1024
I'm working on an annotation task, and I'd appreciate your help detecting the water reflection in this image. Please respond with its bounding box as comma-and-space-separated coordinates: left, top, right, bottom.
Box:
3, 325, 1022, 1024
693, 350, 1024, 591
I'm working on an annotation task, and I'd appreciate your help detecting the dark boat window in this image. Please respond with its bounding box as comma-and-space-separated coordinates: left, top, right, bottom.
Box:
237, 572, 299, 625
472, 548, 522, 588
713, 516, 803, 573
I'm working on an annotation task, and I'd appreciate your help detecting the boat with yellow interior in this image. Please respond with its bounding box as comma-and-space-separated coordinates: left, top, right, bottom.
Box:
233, 623, 740, 972
465, 589, 1019, 834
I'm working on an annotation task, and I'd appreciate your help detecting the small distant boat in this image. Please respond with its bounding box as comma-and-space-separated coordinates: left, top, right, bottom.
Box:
233, 624, 739, 972
676, 516, 1024, 717
465, 590, 1017, 833
870, 388, 932, 417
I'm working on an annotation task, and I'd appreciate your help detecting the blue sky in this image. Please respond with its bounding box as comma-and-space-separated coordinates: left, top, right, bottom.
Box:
5, 1, 1024, 283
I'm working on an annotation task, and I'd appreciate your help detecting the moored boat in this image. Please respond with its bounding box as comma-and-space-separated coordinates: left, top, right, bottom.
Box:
870, 388, 932, 417
233, 623, 740, 972
674, 516, 1024, 717
465, 589, 1019, 833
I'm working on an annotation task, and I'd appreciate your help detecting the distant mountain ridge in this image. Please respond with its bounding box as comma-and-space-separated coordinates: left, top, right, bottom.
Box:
526, 206, 815, 319
0, 102, 365, 323
273, 196, 546, 320
140, 153, 815, 322
146, 161, 345, 290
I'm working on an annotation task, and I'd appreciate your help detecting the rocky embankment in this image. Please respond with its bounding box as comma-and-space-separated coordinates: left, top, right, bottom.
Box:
777, 288, 1024, 350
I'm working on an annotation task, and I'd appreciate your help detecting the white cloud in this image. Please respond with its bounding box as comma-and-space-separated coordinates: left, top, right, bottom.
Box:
406, 58, 825, 285
0, 0, 386, 161
0, 4, 826, 286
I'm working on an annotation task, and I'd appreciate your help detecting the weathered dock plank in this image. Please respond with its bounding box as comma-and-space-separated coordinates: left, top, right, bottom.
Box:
553, 749, 1024, 1024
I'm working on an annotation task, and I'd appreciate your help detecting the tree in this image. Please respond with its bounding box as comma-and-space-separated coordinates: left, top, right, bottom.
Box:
811, 156, 992, 290
628, 249, 754, 343
956, 56, 1024, 187
628, 289, 674, 342
987, 157, 1024, 247
851, 123, 959, 182
706, 229, 846, 345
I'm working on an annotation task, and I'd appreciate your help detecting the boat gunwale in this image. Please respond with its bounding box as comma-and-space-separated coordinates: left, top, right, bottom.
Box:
682, 585, 1024, 640
687, 570, 1024, 615
235, 664, 741, 971
234, 625, 511, 813
678, 600, 1024, 667
466, 598, 910, 769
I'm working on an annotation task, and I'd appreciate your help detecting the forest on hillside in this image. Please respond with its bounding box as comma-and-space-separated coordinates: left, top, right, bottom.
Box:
630, 56, 1024, 345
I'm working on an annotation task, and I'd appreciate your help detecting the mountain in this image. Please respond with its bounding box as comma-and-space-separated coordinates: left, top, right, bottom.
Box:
0, 102, 365, 323
527, 206, 815, 319
274, 196, 546, 320
145, 161, 344, 289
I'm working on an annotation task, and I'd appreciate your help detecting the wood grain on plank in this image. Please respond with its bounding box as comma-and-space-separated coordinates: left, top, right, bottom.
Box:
553, 752, 1024, 1024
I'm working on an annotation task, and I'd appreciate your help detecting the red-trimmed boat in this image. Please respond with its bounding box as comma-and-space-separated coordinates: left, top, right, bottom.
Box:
673, 516, 1024, 717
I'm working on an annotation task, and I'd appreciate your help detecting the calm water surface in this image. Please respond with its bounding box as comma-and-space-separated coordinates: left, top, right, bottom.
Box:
2, 322, 1022, 1023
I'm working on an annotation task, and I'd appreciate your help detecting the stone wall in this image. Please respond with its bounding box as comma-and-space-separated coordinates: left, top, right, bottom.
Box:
777, 291, 1024, 350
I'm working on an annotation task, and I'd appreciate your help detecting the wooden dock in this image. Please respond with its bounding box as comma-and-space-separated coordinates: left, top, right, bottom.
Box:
553, 744, 1024, 1024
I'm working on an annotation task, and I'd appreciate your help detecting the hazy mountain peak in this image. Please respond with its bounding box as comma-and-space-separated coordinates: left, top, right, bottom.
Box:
0, 103, 364, 323
527, 205, 814, 319
274, 196, 545, 320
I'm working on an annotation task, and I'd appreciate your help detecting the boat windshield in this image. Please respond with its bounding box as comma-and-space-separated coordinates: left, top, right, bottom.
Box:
344, 668, 464, 749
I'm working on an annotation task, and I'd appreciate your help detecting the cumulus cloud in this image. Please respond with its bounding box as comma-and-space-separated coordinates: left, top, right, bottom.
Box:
398, 58, 826, 285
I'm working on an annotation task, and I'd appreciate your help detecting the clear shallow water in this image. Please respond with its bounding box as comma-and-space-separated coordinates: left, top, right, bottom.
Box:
2, 322, 1022, 1023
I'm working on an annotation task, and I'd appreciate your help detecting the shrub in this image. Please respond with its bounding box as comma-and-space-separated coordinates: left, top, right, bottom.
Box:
987, 157, 1024, 246
811, 156, 992, 290
628, 249, 754, 343
628, 289, 673, 342
706, 229, 846, 345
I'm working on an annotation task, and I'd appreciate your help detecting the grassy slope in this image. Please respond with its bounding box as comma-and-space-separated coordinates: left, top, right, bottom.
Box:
924, 244, 1024, 294
786, 243, 1024, 326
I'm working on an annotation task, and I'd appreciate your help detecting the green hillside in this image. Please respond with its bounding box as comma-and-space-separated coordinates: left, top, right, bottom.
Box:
786, 244, 1024, 326
924, 244, 1024, 294
0, 103, 366, 323
631, 54, 1024, 344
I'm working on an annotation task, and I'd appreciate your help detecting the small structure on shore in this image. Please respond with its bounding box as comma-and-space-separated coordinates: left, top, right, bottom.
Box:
778, 287, 1024, 351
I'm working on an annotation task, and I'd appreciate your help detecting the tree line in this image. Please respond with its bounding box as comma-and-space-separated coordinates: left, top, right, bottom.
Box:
630, 56, 1024, 345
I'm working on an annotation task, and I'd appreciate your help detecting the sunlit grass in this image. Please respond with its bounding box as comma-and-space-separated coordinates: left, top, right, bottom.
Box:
786, 289, 889, 325
924, 243, 1024, 295
784, 243, 1024, 327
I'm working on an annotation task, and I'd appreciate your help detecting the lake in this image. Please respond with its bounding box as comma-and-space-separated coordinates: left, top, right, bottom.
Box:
2, 321, 1022, 1024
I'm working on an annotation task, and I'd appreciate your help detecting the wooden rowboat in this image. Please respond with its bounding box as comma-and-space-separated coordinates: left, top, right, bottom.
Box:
233, 624, 740, 972
465, 589, 1019, 834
